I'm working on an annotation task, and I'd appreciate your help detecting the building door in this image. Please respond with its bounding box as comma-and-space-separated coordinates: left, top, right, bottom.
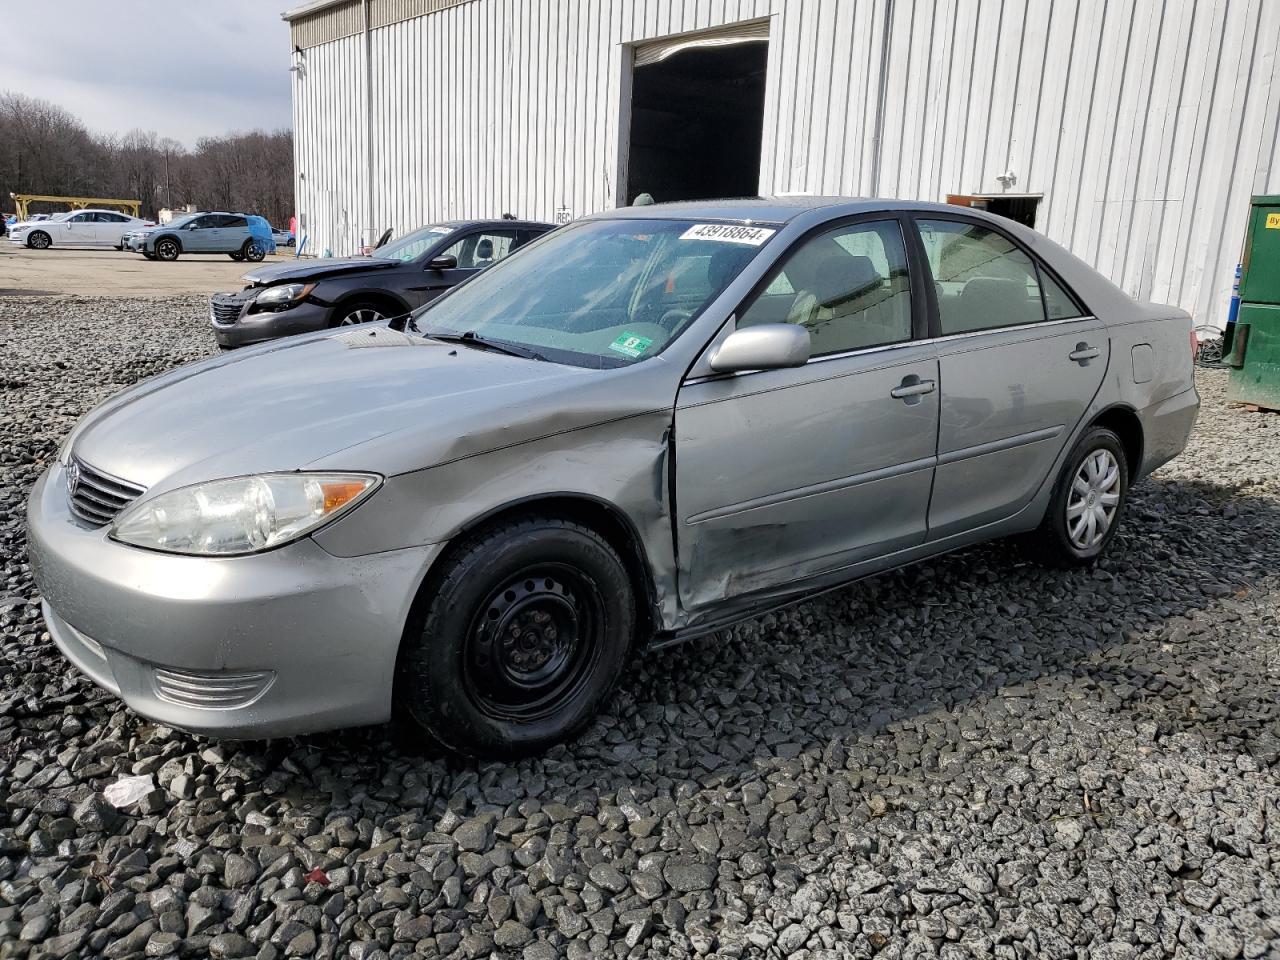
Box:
623, 26, 768, 206
945, 194, 1042, 229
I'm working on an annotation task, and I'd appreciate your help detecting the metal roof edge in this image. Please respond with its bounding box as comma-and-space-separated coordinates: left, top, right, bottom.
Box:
280, 0, 354, 23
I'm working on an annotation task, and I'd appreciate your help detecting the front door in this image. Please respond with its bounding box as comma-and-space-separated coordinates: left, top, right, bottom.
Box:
62, 212, 95, 244
912, 216, 1109, 538
674, 218, 938, 611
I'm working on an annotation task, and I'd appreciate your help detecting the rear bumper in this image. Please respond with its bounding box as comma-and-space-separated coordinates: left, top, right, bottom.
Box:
1136, 384, 1200, 480
27, 463, 440, 738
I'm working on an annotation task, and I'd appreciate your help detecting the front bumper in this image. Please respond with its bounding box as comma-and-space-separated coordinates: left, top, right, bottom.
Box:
27, 462, 440, 738
210, 291, 331, 348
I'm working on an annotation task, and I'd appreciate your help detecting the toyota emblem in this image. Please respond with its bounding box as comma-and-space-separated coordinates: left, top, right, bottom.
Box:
65, 460, 81, 499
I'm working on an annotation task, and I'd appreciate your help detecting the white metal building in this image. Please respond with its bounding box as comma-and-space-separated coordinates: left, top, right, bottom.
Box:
283, 0, 1280, 326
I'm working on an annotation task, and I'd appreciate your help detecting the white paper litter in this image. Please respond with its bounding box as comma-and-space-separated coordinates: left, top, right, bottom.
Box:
103, 774, 155, 808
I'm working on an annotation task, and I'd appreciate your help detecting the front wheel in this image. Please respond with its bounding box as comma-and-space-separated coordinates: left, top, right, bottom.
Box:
332, 302, 387, 327
395, 517, 636, 757
27, 231, 51, 250
154, 238, 180, 261
1022, 426, 1129, 568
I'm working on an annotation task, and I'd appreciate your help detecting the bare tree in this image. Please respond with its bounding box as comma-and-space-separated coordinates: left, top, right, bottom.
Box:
0, 91, 294, 225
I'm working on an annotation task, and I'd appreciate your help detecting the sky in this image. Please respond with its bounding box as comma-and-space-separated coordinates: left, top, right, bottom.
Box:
0, 1, 293, 145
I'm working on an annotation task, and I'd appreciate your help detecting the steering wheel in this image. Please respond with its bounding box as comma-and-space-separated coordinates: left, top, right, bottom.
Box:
659, 308, 694, 331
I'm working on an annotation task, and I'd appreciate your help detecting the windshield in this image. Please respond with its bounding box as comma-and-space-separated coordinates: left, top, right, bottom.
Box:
410, 218, 775, 367
372, 223, 457, 262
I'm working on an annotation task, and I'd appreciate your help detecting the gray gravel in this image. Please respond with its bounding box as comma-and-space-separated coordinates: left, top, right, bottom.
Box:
2, 295, 1280, 960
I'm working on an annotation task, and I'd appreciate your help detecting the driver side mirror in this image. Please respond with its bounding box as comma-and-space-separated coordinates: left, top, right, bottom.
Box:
709, 324, 811, 373
427, 254, 457, 270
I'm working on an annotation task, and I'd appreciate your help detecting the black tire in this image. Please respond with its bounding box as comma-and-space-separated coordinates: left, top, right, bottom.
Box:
229, 251, 244, 262
154, 237, 180, 261
1023, 426, 1129, 568
395, 516, 636, 758
27, 231, 51, 250
330, 301, 389, 327
243, 240, 265, 263
143, 252, 157, 260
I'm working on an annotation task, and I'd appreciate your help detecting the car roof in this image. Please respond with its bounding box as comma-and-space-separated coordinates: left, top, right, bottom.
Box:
434, 218, 555, 230
591, 196, 1008, 224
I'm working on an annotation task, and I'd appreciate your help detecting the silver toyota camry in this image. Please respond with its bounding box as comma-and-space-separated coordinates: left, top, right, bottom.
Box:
27, 198, 1200, 756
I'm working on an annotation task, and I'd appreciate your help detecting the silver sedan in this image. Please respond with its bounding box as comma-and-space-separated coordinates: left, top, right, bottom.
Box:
27, 198, 1199, 756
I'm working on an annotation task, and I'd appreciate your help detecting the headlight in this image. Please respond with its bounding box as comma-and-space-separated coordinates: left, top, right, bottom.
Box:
253, 283, 315, 309
110, 472, 380, 556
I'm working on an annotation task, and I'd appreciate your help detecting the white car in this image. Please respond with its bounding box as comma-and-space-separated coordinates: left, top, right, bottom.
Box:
8, 210, 153, 250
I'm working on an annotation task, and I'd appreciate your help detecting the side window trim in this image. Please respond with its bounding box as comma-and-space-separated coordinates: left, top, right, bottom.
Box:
908, 212, 1091, 333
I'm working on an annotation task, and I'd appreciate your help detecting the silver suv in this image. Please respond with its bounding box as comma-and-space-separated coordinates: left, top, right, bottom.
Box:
129, 212, 262, 262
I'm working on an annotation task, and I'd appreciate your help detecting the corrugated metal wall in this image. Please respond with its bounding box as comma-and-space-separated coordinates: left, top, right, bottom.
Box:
290, 0, 1280, 324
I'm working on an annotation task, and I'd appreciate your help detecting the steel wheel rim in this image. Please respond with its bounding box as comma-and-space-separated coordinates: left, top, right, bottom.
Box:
340, 308, 384, 326
462, 564, 603, 722
1066, 448, 1121, 549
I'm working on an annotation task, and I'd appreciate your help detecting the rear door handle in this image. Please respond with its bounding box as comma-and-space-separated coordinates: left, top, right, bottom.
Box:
890, 377, 936, 400
1069, 344, 1101, 363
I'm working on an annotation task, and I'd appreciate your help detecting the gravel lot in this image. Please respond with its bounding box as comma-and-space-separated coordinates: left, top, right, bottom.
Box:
2, 296, 1279, 960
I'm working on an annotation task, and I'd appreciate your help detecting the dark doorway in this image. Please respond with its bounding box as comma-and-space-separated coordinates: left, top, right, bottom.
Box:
946, 194, 1042, 229
625, 42, 768, 205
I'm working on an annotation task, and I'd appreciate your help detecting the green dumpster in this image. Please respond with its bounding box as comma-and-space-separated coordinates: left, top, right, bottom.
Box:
1226, 194, 1280, 409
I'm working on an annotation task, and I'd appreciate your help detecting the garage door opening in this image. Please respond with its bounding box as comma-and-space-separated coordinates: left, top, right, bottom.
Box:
624, 37, 768, 205
946, 194, 1043, 229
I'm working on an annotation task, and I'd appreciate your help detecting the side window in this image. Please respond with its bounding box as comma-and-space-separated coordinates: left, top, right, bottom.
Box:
441, 230, 520, 269
224, 215, 248, 229
738, 219, 912, 357
1042, 271, 1086, 320
917, 219, 1047, 334
70, 213, 92, 223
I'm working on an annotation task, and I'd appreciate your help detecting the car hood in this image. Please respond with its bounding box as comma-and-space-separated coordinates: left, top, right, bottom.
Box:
66, 327, 658, 494
243, 257, 397, 285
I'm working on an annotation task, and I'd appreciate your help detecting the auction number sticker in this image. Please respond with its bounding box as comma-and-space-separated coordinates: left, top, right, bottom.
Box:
609, 332, 654, 358
680, 223, 776, 245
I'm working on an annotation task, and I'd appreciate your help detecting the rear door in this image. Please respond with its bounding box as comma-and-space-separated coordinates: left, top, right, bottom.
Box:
221, 214, 250, 253
912, 216, 1107, 539
93, 212, 130, 246
674, 217, 939, 611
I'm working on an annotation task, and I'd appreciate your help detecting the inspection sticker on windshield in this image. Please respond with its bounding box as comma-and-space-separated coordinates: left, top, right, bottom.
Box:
609, 332, 653, 358
427, 225, 454, 234
680, 223, 775, 245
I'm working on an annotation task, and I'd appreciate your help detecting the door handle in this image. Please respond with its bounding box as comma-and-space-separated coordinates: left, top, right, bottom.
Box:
1069, 343, 1101, 363
890, 377, 936, 400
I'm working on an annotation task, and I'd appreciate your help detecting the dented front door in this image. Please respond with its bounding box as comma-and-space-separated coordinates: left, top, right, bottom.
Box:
672, 343, 940, 612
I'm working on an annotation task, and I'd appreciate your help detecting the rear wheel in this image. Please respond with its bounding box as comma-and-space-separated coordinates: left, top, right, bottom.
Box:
27, 231, 50, 250
242, 240, 265, 263
1023, 427, 1128, 568
154, 238, 180, 261
395, 516, 635, 757
229, 251, 245, 262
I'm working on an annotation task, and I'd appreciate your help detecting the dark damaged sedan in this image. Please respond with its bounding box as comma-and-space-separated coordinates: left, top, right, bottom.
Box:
209, 218, 552, 348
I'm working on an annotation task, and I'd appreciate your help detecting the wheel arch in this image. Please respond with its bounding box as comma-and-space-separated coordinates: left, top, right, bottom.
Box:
328, 289, 411, 326
404, 492, 660, 650
1088, 404, 1144, 478
152, 233, 182, 254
